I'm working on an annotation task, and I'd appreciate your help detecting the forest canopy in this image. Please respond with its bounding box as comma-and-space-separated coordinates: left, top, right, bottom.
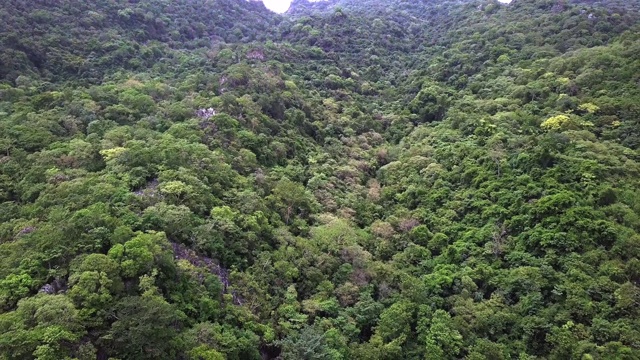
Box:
1, 0, 640, 359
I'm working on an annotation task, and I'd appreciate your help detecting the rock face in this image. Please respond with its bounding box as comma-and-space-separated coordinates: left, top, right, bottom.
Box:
195, 107, 217, 120
247, 48, 266, 61
39, 278, 67, 295
171, 242, 243, 305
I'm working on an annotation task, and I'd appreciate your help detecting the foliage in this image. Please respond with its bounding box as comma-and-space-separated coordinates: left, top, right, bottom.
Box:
1, 0, 640, 358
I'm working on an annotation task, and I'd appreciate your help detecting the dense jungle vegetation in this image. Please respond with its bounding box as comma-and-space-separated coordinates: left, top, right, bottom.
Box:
1, 0, 640, 358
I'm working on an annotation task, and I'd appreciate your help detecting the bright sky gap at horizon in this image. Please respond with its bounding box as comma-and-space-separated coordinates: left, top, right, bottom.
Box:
261, 0, 513, 13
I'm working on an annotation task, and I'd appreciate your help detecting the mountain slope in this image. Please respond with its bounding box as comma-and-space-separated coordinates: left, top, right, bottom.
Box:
0, 0, 278, 82
1, 0, 640, 359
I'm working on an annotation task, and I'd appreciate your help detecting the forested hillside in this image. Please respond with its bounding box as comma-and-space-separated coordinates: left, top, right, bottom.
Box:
1, 0, 640, 359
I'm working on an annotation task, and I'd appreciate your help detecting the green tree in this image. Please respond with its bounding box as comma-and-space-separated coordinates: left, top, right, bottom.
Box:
424, 310, 463, 360
104, 295, 184, 359
0, 295, 85, 359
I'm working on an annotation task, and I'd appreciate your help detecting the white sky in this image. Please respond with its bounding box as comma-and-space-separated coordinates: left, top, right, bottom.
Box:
260, 0, 512, 14
262, 0, 292, 13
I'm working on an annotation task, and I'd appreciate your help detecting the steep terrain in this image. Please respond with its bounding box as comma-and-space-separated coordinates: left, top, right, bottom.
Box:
1, 0, 640, 359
